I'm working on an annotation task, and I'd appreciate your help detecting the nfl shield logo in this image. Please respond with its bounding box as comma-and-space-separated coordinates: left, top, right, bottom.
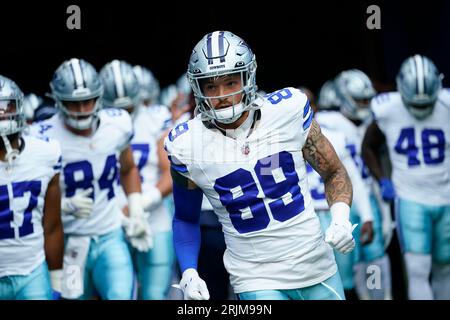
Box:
241, 142, 250, 155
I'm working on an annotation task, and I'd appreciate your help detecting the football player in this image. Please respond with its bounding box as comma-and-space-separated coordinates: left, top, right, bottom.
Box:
133, 65, 160, 108
165, 31, 356, 300
0, 75, 63, 299
362, 55, 450, 300
101, 60, 174, 300
133, 65, 171, 133
307, 81, 374, 300
29, 58, 149, 300
316, 71, 393, 300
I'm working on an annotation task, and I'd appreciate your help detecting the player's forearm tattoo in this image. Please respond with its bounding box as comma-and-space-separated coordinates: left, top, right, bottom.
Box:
302, 119, 353, 206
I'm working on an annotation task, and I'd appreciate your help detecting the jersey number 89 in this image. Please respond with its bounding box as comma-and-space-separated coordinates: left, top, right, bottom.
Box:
214, 151, 304, 234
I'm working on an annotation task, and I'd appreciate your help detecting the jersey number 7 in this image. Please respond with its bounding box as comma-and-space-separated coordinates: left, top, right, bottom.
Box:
0, 181, 41, 240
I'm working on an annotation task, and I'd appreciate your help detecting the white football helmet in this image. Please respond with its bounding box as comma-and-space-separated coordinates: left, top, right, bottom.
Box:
396, 54, 443, 119
187, 31, 259, 124
0, 75, 26, 165
335, 69, 376, 121
50, 58, 103, 130
100, 60, 140, 117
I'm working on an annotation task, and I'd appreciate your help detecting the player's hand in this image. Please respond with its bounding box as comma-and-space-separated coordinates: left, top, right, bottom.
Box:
325, 221, 356, 254
122, 214, 154, 251
379, 178, 396, 201
325, 202, 356, 254
123, 193, 154, 250
50, 269, 63, 300
125, 193, 147, 237
61, 188, 94, 218
360, 221, 374, 245
179, 268, 210, 300
141, 187, 162, 212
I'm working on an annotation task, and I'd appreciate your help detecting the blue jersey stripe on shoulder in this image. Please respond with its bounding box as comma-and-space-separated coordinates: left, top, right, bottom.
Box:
303, 109, 314, 130
168, 155, 188, 173
171, 163, 188, 173
303, 100, 311, 118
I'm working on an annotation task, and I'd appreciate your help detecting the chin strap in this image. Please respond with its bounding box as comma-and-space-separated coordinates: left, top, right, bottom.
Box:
1, 133, 20, 169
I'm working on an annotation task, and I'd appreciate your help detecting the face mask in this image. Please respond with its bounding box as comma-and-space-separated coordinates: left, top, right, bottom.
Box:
65, 115, 94, 130
1, 133, 20, 168
407, 105, 434, 120
212, 102, 245, 124
355, 107, 371, 121
0, 119, 18, 134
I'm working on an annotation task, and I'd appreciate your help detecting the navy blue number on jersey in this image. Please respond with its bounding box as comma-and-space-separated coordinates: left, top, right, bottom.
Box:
63, 154, 118, 200
266, 88, 293, 105
214, 151, 305, 234
306, 163, 326, 201
131, 143, 150, 182
168, 122, 189, 142
345, 144, 370, 179
0, 181, 42, 240
395, 128, 445, 166
104, 108, 123, 117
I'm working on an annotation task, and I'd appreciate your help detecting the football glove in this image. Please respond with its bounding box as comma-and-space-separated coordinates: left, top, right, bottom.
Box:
379, 178, 396, 201
178, 268, 210, 300
61, 188, 94, 219
325, 202, 356, 254
123, 193, 153, 251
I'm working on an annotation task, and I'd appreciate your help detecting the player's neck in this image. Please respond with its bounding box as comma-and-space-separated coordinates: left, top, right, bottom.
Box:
215, 111, 249, 130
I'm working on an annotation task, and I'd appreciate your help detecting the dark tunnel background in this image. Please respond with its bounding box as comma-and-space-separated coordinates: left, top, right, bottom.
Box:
2, 0, 450, 300
2, 0, 450, 98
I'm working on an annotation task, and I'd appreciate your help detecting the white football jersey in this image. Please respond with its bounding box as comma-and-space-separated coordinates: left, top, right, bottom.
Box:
165, 88, 336, 293
129, 106, 172, 232
306, 125, 348, 211
315, 110, 373, 186
29, 109, 133, 236
371, 91, 450, 205
0, 135, 61, 277
146, 104, 172, 134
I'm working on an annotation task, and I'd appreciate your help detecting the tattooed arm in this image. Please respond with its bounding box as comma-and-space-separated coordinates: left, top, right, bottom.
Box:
302, 119, 353, 207
303, 119, 356, 254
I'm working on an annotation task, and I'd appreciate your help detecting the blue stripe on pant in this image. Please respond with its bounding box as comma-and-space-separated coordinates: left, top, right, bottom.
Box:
0, 262, 52, 300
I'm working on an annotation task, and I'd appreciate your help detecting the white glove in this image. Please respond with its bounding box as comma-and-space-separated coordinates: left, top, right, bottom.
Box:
179, 268, 210, 300
124, 192, 148, 237
122, 214, 153, 251
123, 193, 154, 250
325, 202, 356, 254
61, 188, 94, 219
141, 187, 162, 212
